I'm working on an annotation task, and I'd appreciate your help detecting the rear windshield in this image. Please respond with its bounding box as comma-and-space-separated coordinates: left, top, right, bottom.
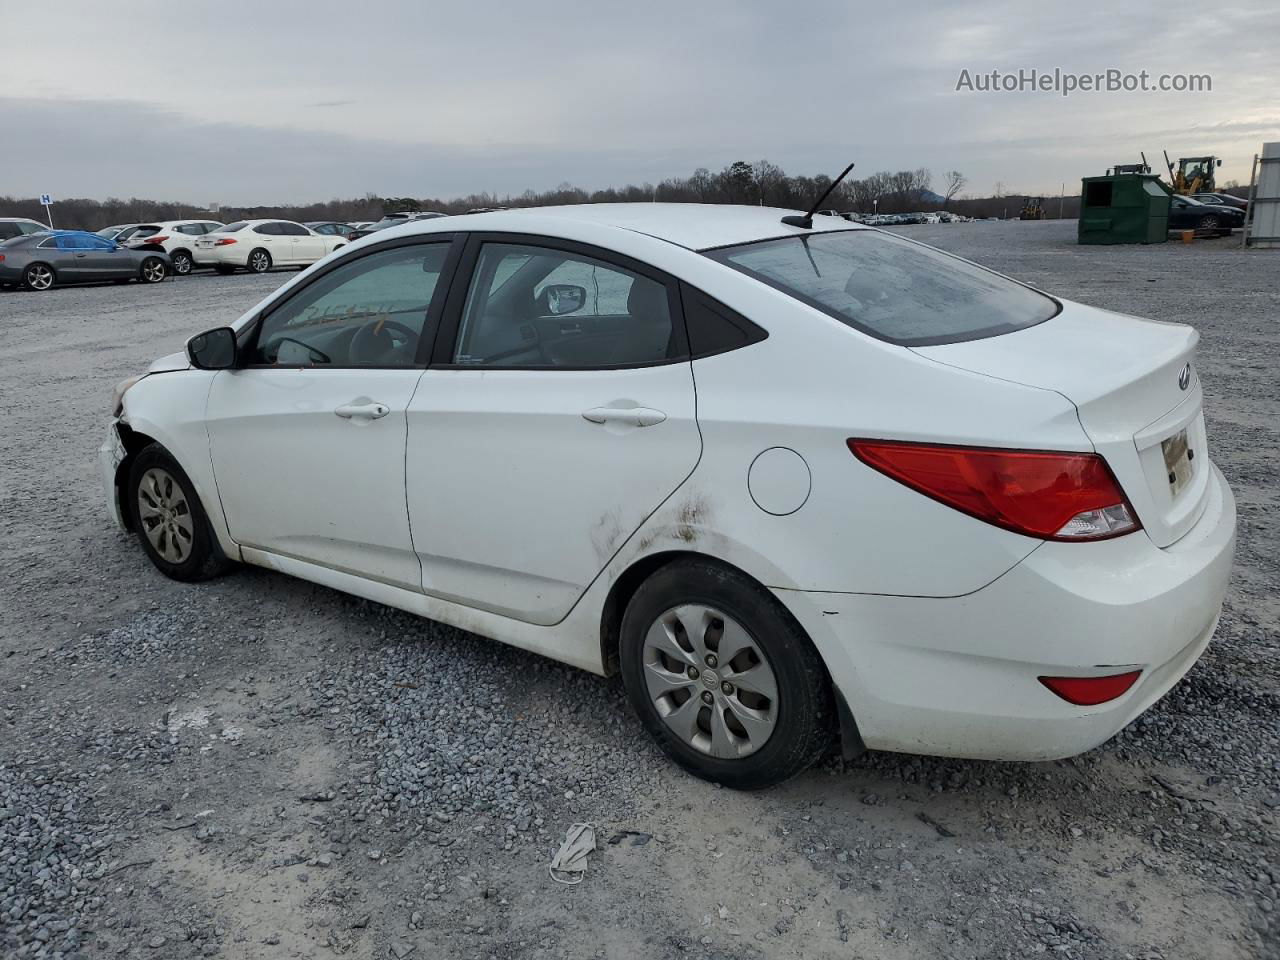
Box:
218, 222, 248, 233
705, 230, 1059, 346
132, 225, 161, 238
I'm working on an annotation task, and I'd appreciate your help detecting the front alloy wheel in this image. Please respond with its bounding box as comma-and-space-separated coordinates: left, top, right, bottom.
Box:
136, 467, 195, 564
171, 250, 194, 275
24, 263, 54, 291
248, 249, 271, 273
128, 444, 232, 581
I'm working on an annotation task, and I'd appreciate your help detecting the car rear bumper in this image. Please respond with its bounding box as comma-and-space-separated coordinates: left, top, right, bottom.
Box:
193, 245, 241, 266
777, 462, 1236, 761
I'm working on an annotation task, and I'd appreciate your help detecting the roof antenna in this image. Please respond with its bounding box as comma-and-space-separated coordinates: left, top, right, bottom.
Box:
782, 162, 856, 229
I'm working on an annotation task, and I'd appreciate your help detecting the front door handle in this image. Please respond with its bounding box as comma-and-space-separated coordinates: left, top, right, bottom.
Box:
335, 402, 390, 420
582, 406, 666, 427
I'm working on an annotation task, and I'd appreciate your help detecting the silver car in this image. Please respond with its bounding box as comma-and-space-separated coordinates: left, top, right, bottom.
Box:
0, 231, 170, 291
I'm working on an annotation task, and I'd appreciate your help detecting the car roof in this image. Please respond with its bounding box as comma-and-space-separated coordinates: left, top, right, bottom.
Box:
0, 217, 48, 223
398, 203, 866, 251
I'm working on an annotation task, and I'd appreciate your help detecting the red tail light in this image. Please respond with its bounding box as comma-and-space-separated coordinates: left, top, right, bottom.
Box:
1039, 671, 1141, 705
847, 439, 1140, 541
0, 254, 5, 262
214, 237, 237, 246
147, 235, 169, 245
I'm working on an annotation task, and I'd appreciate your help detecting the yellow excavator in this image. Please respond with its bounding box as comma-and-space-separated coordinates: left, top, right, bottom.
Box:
1020, 197, 1046, 220
1163, 151, 1222, 195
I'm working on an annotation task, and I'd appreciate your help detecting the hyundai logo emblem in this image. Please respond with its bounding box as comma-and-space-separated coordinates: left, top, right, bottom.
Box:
1178, 363, 1192, 391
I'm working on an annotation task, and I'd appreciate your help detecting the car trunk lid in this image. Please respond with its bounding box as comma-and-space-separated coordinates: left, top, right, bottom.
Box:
912, 301, 1209, 547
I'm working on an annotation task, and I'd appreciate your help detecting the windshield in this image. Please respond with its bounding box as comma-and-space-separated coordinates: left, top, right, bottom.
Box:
705, 230, 1059, 346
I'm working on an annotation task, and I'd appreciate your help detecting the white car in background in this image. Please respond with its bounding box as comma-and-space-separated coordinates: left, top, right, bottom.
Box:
102, 204, 1234, 788
124, 220, 225, 275
194, 220, 347, 274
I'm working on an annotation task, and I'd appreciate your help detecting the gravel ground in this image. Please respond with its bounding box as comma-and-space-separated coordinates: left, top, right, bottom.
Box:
1, 221, 1277, 960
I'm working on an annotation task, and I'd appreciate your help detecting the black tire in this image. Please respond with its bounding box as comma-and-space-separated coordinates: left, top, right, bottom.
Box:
170, 249, 194, 275
619, 558, 833, 789
22, 262, 55, 291
139, 257, 168, 283
128, 444, 232, 582
247, 248, 272, 273
214, 264, 237, 275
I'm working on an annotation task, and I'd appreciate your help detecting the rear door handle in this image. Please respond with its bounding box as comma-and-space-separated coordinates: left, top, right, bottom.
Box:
335, 402, 390, 420
582, 406, 666, 427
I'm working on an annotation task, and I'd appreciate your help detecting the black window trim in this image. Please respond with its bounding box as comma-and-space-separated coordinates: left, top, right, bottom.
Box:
429, 231, 691, 371
237, 233, 465, 371
678, 282, 769, 360
701, 227, 1063, 348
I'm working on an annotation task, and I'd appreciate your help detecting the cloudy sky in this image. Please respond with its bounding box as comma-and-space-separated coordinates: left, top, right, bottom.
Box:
3, 0, 1276, 205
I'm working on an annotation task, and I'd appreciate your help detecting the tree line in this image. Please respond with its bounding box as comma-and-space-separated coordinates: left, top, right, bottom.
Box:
0, 160, 1086, 230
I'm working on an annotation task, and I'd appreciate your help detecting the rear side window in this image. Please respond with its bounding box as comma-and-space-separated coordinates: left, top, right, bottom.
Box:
705, 230, 1059, 346
679, 284, 767, 358
0, 224, 19, 240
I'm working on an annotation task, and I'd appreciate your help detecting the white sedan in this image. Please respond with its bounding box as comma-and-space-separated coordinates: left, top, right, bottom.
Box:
194, 219, 347, 274
101, 204, 1234, 788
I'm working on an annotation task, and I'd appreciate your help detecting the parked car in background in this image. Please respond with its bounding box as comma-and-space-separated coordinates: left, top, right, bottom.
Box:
1168, 195, 1244, 236
347, 211, 447, 241
1192, 193, 1248, 212
193, 220, 347, 274
96, 224, 157, 245
306, 221, 360, 239
102, 204, 1232, 788
0, 231, 169, 291
124, 220, 225, 275
0, 218, 51, 241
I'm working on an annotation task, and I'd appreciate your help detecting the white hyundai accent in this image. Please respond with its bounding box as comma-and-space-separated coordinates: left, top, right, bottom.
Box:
193, 219, 347, 275
101, 204, 1235, 788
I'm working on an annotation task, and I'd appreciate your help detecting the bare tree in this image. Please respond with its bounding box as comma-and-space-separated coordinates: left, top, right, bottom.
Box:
943, 170, 967, 207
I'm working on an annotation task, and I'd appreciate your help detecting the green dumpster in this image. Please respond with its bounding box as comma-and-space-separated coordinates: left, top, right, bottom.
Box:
1078, 173, 1170, 244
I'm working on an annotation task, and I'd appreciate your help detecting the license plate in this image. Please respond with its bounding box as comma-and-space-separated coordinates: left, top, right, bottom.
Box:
1161, 428, 1194, 498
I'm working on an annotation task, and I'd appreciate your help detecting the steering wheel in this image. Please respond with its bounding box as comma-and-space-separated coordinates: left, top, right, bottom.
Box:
350, 317, 420, 363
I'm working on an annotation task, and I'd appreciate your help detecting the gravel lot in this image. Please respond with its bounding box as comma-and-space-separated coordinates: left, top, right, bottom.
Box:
1, 219, 1277, 960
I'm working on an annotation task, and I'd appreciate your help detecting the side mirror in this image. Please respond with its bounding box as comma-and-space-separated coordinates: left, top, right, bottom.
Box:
187, 327, 238, 370
535, 283, 587, 316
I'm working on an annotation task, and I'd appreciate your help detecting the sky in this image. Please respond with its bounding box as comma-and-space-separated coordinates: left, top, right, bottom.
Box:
2, 0, 1277, 206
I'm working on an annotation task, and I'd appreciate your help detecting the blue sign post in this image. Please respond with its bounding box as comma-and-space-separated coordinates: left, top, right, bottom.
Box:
39, 194, 53, 228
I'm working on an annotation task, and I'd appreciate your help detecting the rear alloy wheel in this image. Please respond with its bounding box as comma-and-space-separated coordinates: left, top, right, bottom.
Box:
248, 249, 272, 273
140, 257, 168, 283
1198, 215, 1220, 235
170, 249, 194, 275
23, 263, 54, 291
620, 559, 833, 789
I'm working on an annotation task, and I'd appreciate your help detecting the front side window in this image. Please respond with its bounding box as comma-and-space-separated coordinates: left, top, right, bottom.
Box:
250, 242, 450, 368
20, 220, 49, 235
453, 242, 675, 368
706, 230, 1058, 346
